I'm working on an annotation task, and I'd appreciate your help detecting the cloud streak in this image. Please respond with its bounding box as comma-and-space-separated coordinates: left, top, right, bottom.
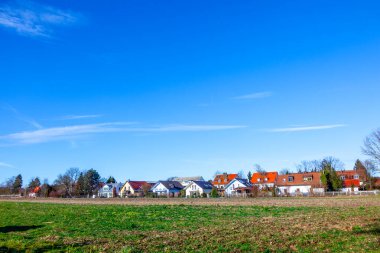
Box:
0, 162, 14, 168
1, 103, 42, 129
57, 114, 103, 120
0, 1, 80, 37
232, 92, 272, 100
0, 123, 247, 145
267, 124, 347, 133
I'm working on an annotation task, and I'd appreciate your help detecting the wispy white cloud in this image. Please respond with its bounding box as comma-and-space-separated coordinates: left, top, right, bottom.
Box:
57, 114, 103, 120
0, 123, 247, 145
1, 103, 42, 129
134, 125, 247, 133
0, 1, 80, 37
267, 124, 347, 133
0, 162, 14, 168
232, 92, 272, 100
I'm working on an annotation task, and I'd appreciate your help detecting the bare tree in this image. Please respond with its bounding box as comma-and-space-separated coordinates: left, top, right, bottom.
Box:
364, 160, 378, 189
54, 168, 80, 197
279, 168, 291, 175
254, 164, 266, 174
363, 129, 380, 166
296, 160, 322, 173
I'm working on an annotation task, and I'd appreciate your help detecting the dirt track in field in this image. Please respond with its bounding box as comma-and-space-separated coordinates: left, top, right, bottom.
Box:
1, 195, 379, 207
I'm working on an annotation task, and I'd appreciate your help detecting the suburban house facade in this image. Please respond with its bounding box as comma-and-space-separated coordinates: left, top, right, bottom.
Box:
224, 178, 253, 197
119, 180, 154, 197
336, 169, 366, 191
98, 183, 123, 198
151, 181, 184, 197
251, 172, 278, 189
276, 172, 324, 196
212, 173, 238, 191
184, 180, 213, 197
170, 176, 205, 187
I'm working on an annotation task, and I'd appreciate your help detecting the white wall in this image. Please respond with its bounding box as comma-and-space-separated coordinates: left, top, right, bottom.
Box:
185, 183, 211, 197
225, 180, 248, 196
152, 183, 169, 195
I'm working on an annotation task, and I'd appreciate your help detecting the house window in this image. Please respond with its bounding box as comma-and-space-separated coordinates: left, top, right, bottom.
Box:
282, 178, 286, 182
264, 178, 268, 181
340, 176, 345, 180
224, 178, 227, 182
257, 178, 261, 182
288, 176, 294, 182
303, 177, 312, 181
354, 175, 359, 179
218, 179, 221, 183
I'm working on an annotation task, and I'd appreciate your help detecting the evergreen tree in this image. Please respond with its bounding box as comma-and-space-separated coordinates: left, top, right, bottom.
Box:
210, 187, 219, 198
106, 176, 116, 184
28, 177, 41, 191
320, 158, 343, 191
76, 172, 85, 196
247, 171, 252, 182
84, 169, 101, 197
12, 174, 23, 194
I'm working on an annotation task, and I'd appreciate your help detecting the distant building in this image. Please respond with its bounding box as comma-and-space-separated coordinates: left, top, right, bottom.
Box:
276, 172, 324, 196
251, 172, 278, 189
98, 183, 123, 198
120, 180, 154, 197
151, 181, 184, 197
336, 168, 367, 191
170, 176, 205, 187
224, 178, 253, 197
184, 181, 213, 197
212, 173, 238, 191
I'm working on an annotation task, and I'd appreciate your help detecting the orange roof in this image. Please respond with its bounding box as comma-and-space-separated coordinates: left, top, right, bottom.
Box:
212, 173, 238, 186
33, 186, 41, 193
276, 172, 322, 187
342, 179, 360, 187
251, 172, 278, 184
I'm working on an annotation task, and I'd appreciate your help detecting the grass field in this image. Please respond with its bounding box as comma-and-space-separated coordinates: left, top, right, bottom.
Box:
0, 197, 379, 252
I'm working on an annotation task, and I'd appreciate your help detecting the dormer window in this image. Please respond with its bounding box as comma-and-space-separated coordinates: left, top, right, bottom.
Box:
264, 178, 268, 181
303, 176, 313, 181
288, 176, 294, 182
257, 178, 261, 182
354, 175, 359, 179
340, 176, 345, 180
282, 178, 286, 182
224, 178, 227, 182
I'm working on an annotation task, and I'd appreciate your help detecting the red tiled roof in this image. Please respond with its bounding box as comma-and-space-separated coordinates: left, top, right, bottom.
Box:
251, 172, 278, 184
212, 173, 238, 186
127, 181, 148, 190
276, 172, 322, 187
342, 179, 360, 187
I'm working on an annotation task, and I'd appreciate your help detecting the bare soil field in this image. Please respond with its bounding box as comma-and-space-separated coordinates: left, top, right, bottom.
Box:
1, 195, 379, 207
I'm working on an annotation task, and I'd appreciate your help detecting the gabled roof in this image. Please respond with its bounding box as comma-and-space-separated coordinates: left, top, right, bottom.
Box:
276, 172, 321, 187
124, 181, 149, 191
251, 172, 278, 184
212, 173, 238, 185
225, 178, 252, 189
185, 180, 214, 190
156, 181, 184, 190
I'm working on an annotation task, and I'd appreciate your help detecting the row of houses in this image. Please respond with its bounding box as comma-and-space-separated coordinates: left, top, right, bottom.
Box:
98, 165, 373, 198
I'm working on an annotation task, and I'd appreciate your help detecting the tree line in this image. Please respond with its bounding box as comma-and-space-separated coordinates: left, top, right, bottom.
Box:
1, 128, 380, 196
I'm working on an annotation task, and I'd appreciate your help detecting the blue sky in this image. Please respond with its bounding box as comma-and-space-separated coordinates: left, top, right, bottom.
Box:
1, 0, 380, 184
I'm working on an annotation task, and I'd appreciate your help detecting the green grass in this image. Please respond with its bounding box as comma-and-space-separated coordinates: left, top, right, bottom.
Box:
0, 202, 379, 252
